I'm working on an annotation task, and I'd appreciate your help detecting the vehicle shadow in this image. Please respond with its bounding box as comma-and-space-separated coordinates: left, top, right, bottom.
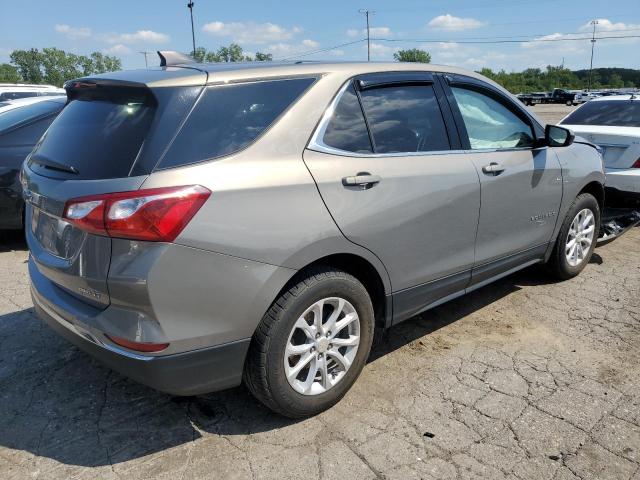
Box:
0, 264, 585, 468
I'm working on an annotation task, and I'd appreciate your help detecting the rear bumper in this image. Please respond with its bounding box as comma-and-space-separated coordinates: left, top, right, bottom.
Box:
606, 169, 640, 194
30, 262, 250, 396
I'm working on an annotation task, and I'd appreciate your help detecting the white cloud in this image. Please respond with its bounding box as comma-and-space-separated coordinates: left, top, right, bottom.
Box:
202, 21, 302, 44
103, 44, 131, 55
54, 24, 91, 40
346, 26, 392, 38
427, 14, 485, 31
302, 39, 319, 48
578, 18, 640, 33
104, 30, 170, 45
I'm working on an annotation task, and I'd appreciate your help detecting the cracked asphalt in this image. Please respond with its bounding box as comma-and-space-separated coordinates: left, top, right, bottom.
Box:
1, 106, 639, 479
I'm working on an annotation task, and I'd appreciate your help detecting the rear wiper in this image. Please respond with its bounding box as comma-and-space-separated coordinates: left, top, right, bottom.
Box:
29, 157, 79, 175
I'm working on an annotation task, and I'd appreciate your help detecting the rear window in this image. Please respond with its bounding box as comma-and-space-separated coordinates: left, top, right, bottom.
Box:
28, 87, 156, 179
158, 77, 316, 169
560, 100, 640, 127
0, 101, 62, 133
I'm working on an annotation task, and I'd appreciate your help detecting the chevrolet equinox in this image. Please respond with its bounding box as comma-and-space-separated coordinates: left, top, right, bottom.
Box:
23, 55, 605, 417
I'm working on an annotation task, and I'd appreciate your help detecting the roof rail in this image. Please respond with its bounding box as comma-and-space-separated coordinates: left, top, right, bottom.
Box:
157, 51, 196, 67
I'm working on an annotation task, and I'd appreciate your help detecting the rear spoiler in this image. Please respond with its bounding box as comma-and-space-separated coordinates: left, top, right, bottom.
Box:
157, 51, 197, 67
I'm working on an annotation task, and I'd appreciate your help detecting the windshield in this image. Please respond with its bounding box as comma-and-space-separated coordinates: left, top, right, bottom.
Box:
560, 100, 640, 127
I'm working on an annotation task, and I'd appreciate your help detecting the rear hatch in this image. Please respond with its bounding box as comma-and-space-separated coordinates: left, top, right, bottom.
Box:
24, 74, 205, 308
566, 126, 640, 169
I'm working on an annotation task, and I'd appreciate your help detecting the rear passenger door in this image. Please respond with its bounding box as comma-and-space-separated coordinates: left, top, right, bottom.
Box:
304, 72, 481, 322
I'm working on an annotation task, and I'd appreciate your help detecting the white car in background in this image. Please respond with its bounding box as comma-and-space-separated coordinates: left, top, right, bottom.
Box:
560, 95, 640, 208
0, 95, 66, 114
0, 84, 65, 101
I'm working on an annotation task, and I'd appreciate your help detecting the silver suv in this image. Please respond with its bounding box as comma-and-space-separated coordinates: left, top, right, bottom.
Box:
23, 58, 605, 417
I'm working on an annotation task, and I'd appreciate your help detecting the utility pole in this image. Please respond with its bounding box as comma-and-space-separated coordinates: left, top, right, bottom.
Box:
139, 51, 150, 69
588, 20, 598, 92
358, 9, 375, 61
187, 1, 196, 57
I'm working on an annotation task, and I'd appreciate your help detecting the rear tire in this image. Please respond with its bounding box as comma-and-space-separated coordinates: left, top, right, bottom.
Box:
548, 193, 600, 280
244, 267, 374, 418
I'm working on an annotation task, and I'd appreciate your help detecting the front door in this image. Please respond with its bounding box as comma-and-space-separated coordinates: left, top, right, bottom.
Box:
445, 81, 563, 283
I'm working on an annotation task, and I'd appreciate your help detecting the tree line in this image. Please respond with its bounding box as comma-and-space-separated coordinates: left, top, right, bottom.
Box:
1, 46, 636, 93
1, 48, 122, 86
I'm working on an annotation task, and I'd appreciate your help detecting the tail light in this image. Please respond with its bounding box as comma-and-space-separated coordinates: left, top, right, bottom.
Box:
106, 334, 169, 353
632, 158, 640, 168
63, 185, 211, 241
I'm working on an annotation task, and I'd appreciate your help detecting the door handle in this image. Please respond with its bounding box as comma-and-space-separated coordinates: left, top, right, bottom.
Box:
482, 162, 506, 175
342, 174, 381, 187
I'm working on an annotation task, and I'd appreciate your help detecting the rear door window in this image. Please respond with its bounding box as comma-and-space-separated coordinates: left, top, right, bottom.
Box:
359, 84, 450, 154
322, 83, 373, 153
158, 77, 316, 169
28, 87, 156, 179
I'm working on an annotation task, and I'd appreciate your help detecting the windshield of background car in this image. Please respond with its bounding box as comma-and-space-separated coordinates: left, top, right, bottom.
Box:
0, 101, 61, 133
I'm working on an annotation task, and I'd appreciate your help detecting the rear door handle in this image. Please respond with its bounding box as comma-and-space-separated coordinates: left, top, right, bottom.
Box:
481, 162, 506, 175
342, 174, 381, 187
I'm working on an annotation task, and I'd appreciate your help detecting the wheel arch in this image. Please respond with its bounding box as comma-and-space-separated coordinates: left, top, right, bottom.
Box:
578, 180, 605, 212
277, 253, 391, 329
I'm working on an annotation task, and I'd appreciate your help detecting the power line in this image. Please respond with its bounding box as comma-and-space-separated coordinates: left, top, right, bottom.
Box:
272, 31, 640, 62
275, 39, 367, 61
370, 34, 640, 45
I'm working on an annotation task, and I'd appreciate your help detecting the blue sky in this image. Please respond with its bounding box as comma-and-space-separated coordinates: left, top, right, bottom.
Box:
1, 0, 639, 72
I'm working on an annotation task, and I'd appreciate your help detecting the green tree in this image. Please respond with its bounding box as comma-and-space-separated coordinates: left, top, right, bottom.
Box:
10, 48, 43, 84
90, 52, 121, 74
191, 44, 273, 63
191, 47, 207, 63
254, 52, 273, 61
8, 48, 122, 86
609, 73, 624, 89
393, 49, 431, 63
0, 63, 20, 83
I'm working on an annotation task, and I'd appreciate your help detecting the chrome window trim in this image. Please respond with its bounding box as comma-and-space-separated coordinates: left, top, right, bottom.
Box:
307, 77, 536, 158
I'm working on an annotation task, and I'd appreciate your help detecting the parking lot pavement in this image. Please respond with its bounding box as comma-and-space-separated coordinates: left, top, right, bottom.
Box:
1, 227, 639, 480
526, 103, 575, 124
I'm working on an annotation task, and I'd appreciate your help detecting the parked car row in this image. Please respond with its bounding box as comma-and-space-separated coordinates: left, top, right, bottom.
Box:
2, 60, 638, 418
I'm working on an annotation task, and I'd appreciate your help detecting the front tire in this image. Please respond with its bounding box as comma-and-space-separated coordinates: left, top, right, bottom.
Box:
244, 267, 375, 418
548, 193, 600, 280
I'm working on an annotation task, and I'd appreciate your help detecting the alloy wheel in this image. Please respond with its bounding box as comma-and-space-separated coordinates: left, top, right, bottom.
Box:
565, 208, 595, 267
284, 297, 360, 396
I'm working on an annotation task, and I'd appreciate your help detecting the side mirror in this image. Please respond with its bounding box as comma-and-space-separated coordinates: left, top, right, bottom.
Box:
545, 125, 575, 147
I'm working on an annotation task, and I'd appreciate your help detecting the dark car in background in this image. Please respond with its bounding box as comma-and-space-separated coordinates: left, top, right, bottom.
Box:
0, 97, 66, 230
